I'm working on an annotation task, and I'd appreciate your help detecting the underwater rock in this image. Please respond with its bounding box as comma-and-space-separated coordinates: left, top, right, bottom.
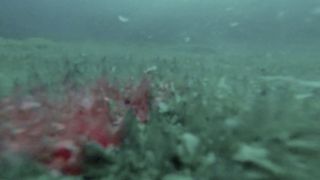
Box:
201, 152, 216, 166
158, 101, 170, 114
233, 143, 283, 175
178, 133, 200, 157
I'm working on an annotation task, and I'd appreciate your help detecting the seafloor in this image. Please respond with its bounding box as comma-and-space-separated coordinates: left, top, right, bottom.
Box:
0, 37, 320, 180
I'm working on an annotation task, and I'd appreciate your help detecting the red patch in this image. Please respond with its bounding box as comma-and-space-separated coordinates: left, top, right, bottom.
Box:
0, 76, 151, 175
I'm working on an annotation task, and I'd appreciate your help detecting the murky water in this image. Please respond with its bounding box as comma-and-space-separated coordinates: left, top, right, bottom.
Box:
1, 1, 320, 179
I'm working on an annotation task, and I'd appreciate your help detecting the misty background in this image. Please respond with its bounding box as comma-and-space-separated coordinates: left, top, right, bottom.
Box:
0, 0, 320, 44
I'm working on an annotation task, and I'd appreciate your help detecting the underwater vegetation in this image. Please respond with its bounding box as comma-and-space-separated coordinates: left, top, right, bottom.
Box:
0, 76, 150, 175
0, 38, 320, 180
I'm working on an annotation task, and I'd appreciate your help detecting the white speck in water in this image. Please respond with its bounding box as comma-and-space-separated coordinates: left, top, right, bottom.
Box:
276, 11, 286, 19
184, 36, 191, 43
311, 7, 320, 15
111, 66, 117, 73
118, 15, 129, 23
225, 7, 234, 12
144, 65, 158, 74
229, 22, 239, 27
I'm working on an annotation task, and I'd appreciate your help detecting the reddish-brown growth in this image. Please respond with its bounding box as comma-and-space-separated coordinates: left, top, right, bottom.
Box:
0, 77, 151, 175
